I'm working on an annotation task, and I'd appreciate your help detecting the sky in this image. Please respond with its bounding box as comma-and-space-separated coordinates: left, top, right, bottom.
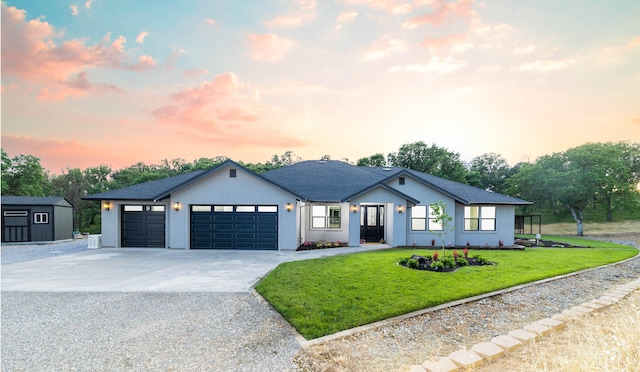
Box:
1, 0, 639, 174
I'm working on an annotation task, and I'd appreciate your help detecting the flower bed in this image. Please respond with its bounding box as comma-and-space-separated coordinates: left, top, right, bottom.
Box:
296, 240, 349, 251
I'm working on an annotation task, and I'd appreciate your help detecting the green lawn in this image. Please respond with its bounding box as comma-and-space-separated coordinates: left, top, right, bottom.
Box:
516, 234, 635, 248
255, 245, 638, 340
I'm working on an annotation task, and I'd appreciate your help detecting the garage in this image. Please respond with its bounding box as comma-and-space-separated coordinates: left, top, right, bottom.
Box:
190, 205, 278, 250
121, 205, 166, 248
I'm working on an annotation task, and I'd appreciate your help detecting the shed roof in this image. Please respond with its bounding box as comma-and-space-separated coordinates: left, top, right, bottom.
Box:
1, 196, 72, 207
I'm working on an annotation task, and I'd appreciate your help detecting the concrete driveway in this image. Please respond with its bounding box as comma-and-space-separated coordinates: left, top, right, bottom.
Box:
1, 245, 389, 292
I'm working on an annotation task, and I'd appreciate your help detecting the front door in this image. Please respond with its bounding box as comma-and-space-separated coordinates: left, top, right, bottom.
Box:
360, 205, 384, 243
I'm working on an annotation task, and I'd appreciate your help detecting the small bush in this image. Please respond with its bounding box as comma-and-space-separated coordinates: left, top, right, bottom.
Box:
476, 256, 490, 265
457, 257, 468, 266
430, 261, 444, 271
441, 257, 455, 268
406, 258, 419, 269
399, 257, 410, 265
463, 247, 468, 258
432, 251, 439, 261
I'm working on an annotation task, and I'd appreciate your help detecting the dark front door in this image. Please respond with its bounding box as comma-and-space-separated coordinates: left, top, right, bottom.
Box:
360, 205, 384, 243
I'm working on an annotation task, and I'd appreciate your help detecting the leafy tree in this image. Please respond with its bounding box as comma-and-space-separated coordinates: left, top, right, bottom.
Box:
467, 152, 511, 193
387, 142, 468, 183
356, 153, 387, 167
1, 152, 49, 196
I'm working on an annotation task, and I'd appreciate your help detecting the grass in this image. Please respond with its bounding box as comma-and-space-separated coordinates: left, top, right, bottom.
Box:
515, 234, 636, 248
255, 246, 638, 339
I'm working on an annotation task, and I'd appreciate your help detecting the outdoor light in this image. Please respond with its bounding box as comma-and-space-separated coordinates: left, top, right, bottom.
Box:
398, 205, 404, 213
285, 203, 293, 212
351, 204, 358, 213
102, 201, 111, 211
173, 202, 181, 211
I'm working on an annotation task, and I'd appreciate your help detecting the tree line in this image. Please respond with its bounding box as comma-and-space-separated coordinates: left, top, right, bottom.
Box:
2, 142, 639, 235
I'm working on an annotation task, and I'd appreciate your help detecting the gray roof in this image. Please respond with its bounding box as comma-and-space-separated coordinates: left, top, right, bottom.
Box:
83, 159, 531, 206
1, 196, 72, 207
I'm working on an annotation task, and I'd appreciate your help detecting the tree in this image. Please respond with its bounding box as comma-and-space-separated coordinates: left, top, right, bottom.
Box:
1, 151, 49, 196
467, 153, 511, 193
429, 200, 454, 256
387, 142, 468, 183
356, 153, 387, 167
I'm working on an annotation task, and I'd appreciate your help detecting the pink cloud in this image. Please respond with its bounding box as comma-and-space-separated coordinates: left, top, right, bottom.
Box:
37, 71, 122, 101
631, 118, 640, 125
264, 15, 304, 28
389, 56, 466, 75
246, 33, 294, 61
518, 59, 576, 72
184, 68, 210, 77
419, 33, 469, 51
342, 0, 413, 14
361, 35, 408, 61
1, 3, 156, 99
204, 19, 216, 26
136, 31, 148, 44
70, 4, 79, 16
403, 0, 473, 29
84, 0, 93, 9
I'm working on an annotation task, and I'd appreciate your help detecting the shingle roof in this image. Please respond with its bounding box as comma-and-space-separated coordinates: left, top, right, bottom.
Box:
83, 170, 207, 201
1, 196, 72, 207
83, 159, 531, 206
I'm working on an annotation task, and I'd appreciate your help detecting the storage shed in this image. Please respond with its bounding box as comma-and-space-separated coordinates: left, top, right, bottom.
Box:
1, 196, 74, 243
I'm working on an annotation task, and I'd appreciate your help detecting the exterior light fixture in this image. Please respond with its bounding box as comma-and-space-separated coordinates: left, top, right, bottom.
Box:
102, 201, 111, 211
351, 204, 358, 213
398, 205, 404, 213
173, 202, 181, 211
285, 203, 293, 212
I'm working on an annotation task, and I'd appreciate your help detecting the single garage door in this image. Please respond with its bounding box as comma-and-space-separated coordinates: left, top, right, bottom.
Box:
121, 205, 166, 247
190, 205, 278, 250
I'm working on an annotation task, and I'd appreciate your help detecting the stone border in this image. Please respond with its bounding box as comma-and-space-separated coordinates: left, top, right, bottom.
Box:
410, 277, 640, 371
289, 249, 640, 347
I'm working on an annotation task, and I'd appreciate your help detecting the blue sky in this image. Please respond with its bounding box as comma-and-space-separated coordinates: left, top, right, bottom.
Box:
2, 0, 639, 172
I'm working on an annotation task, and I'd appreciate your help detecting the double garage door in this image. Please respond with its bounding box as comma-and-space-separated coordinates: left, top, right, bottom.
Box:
190, 205, 278, 250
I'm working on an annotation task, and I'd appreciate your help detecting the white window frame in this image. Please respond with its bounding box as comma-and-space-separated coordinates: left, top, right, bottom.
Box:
311, 205, 341, 229
411, 205, 427, 231
34, 212, 49, 224
464, 206, 496, 231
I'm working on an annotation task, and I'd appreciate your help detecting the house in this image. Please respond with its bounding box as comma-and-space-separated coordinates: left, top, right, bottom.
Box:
83, 159, 531, 250
1, 196, 74, 243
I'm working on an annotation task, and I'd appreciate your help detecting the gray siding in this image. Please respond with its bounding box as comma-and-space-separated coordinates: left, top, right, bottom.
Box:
54, 205, 74, 240
28, 205, 54, 241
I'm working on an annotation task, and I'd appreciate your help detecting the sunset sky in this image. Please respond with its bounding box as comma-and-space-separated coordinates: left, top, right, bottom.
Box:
2, 0, 639, 173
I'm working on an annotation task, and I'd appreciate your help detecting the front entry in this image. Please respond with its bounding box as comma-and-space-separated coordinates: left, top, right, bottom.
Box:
360, 205, 384, 243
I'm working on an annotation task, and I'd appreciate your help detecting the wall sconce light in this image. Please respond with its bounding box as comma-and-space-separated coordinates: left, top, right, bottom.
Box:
102, 201, 111, 211
173, 202, 181, 211
398, 205, 404, 213
351, 204, 358, 213
285, 203, 293, 212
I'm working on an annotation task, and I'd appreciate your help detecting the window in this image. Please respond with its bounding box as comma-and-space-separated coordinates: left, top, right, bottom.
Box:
34, 212, 49, 224
411, 205, 443, 231
311, 205, 341, 229
229, 169, 237, 178
236, 206, 255, 212
399, 177, 405, 185
124, 205, 143, 212
428, 206, 442, 231
411, 206, 426, 230
464, 206, 496, 231
258, 206, 278, 213
4, 211, 27, 217
214, 206, 233, 212
192, 205, 212, 212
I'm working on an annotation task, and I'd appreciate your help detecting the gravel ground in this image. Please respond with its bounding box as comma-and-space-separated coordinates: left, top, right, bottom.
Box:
294, 253, 640, 371
1, 239, 88, 265
1, 292, 300, 372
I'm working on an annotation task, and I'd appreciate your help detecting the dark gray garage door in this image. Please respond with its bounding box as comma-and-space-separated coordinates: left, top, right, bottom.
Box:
190, 205, 278, 250
121, 205, 166, 247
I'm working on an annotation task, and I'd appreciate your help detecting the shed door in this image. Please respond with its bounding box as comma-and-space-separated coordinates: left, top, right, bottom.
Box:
121, 205, 166, 248
2, 210, 30, 242
190, 205, 278, 250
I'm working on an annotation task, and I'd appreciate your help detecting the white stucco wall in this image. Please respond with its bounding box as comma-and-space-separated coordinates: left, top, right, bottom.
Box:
454, 204, 515, 246
169, 164, 299, 250
100, 200, 169, 248
303, 203, 350, 244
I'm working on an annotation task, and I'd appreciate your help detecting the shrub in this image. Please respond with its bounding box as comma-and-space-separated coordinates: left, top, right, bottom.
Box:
431, 239, 436, 247
453, 250, 459, 261
457, 257, 468, 266
463, 247, 468, 258
407, 258, 419, 269
432, 251, 439, 261
430, 261, 444, 271
499, 239, 504, 247
466, 240, 470, 247
476, 256, 490, 265
399, 257, 410, 265
441, 257, 455, 269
